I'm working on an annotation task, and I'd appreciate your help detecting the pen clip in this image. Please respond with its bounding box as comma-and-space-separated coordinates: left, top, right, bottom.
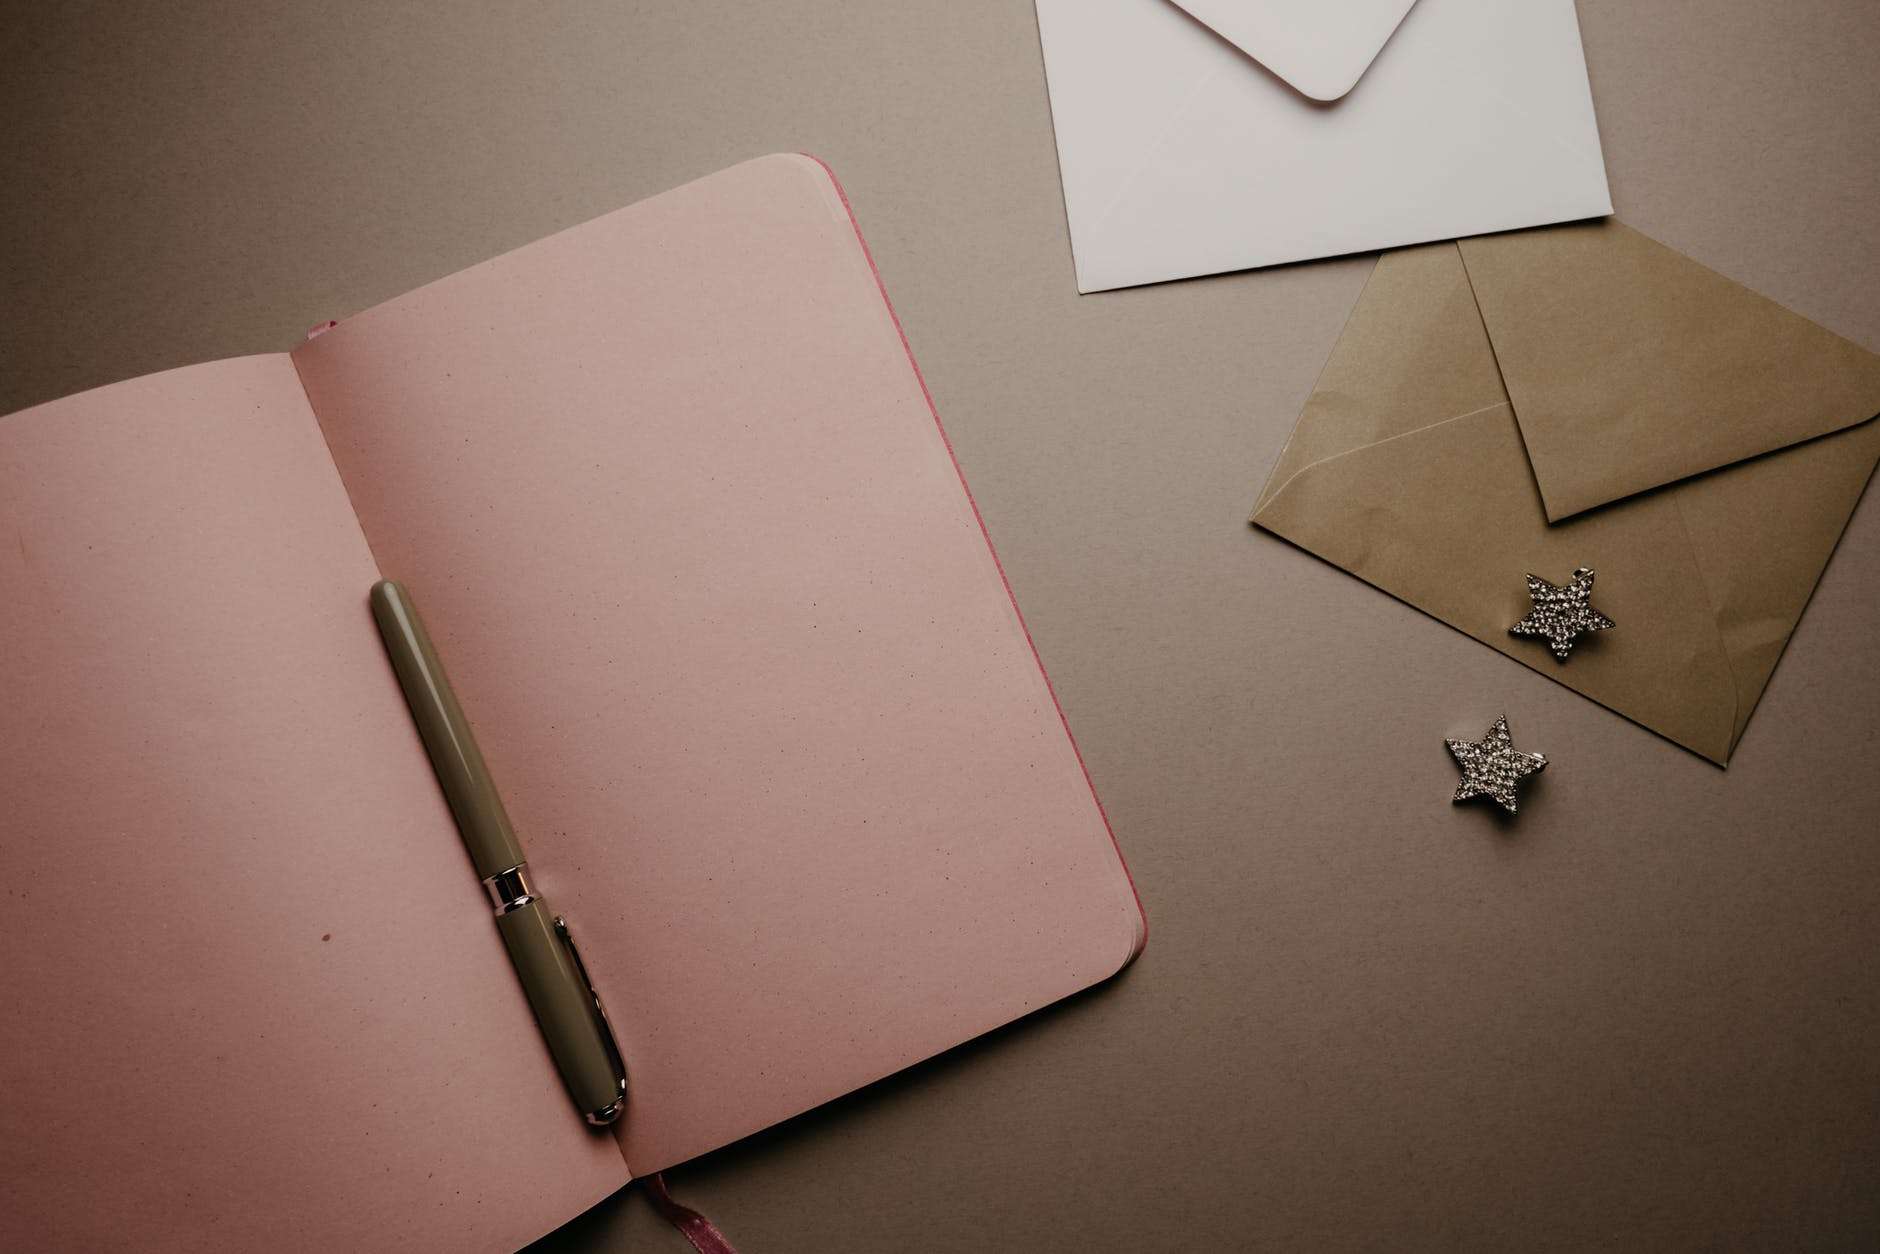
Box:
552, 914, 629, 1126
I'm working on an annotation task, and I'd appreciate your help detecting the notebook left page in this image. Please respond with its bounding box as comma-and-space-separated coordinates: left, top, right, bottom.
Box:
0, 356, 627, 1253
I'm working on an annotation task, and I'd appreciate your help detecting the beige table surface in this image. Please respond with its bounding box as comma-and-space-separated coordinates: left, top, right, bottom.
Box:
4, 3, 1877, 1250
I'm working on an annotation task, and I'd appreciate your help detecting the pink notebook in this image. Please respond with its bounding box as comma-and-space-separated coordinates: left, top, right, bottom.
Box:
0, 155, 1144, 1253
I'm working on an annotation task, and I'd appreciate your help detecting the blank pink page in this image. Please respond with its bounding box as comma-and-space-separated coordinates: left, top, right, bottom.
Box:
0, 356, 627, 1252
292, 154, 1145, 1172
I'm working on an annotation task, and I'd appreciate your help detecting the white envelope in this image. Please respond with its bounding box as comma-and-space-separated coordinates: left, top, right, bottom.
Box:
1035, 0, 1613, 292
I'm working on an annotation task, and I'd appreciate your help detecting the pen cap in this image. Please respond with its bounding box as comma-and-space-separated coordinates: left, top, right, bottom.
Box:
369, 580, 527, 879
498, 900, 628, 1124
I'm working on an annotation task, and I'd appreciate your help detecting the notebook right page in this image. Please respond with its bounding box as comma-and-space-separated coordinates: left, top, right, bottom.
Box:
291, 154, 1144, 1173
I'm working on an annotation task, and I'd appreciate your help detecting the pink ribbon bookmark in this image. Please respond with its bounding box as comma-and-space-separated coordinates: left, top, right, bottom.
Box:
642, 1173, 740, 1254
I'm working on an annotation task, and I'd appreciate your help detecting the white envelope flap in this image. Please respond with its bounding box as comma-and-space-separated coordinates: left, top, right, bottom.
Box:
1167, 0, 1418, 101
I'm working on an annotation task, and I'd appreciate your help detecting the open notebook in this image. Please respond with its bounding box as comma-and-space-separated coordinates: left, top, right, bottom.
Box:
0, 155, 1144, 1253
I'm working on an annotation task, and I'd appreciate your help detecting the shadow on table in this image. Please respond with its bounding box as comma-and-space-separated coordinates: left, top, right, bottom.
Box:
526, 968, 1135, 1250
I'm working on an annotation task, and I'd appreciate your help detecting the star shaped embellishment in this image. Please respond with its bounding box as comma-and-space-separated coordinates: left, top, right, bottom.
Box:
1446, 716, 1547, 814
1509, 566, 1614, 661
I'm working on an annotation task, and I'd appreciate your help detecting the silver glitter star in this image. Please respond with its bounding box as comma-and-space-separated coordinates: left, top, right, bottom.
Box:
1509, 566, 1614, 661
1446, 716, 1547, 814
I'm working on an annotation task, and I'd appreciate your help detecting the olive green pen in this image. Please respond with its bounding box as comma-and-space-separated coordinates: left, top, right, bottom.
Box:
369, 579, 627, 1127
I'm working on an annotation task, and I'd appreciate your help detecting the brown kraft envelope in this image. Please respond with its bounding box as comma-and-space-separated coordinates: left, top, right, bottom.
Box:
1251, 220, 1880, 765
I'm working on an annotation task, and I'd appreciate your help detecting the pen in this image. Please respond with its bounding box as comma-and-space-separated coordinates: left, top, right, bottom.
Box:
369, 579, 627, 1126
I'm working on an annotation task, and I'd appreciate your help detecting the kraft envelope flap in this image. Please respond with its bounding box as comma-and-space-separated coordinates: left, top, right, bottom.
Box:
1252, 237, 1880, 764
1166, 0, 1418, 101
1456, 220, 1880, 522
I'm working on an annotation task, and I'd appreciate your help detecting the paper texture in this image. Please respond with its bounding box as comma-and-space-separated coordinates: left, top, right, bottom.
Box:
1034, 0, 1612, 291
0, 357, 628, 1254
290, 154, 1145, 1174
1252, 223, 1880, 764
1166, 0, 1418, 102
